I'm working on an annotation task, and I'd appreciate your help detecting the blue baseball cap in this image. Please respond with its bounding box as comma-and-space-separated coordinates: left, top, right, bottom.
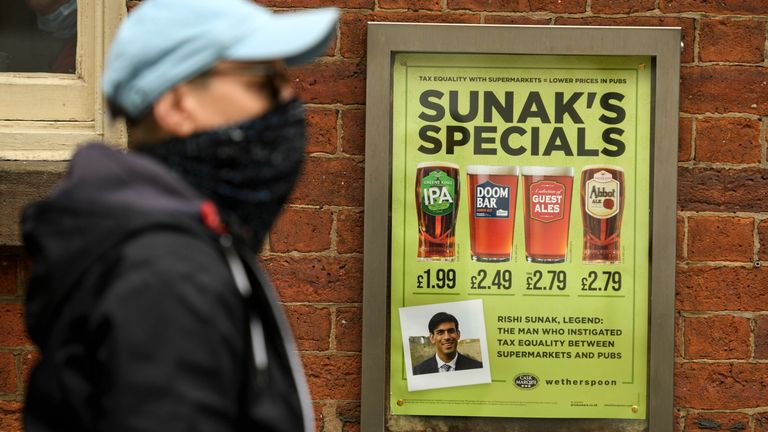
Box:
103, 0, 338, 119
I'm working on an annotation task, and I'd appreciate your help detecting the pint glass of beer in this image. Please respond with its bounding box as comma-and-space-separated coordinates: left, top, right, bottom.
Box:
467, 165, 519, 262
581, 165, 625, 263
415, 162, 460, 261
522, 166, 574, 263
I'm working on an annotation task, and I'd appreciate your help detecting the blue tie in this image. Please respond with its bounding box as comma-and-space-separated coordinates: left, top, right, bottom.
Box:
440, 364, 452, 372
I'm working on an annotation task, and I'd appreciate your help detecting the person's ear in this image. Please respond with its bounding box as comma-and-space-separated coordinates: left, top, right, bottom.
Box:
429, 333, 436, 344
152, 87, 197, 137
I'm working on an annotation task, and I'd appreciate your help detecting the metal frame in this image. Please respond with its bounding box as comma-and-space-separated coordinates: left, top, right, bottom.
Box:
362, 23, 680, 432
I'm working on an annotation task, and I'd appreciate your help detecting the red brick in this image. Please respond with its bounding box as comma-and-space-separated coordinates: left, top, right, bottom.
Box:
591, 0, 655, 13
688, 216, 753, 262
660, 0, 768, 15
695, 117, 761, 164
263, 256, 363, 303
335, 306, 362, 352
674, 409, 683, 432
380, 0, 441, 11
700, 19, 766, 64
290, 60, 366, 105
337, 210, 363, 254
679, 117, 692, 162
555, 16, 695, 63
337, 401, 361, 432
0, 255, 17, 297
0, 304, 31, 348
759, 219, 768, 260
20, 350, 38, 386
483, 16, 551, 25
0, 352, 15, 393
675, 362, 768, 409
303, 354, 361, 400
757, 412, 768, 432
285, 305, 331, 351
677, 266, 768, 311
343, 421, 361, 432
756, 316, 768, 359
681, 66, 768, 115
685, 412, 750, 432
0, 401, 22, 432
675, 314, 682, 358
679, 167, 768, 212
530, 0, 586, 13
270, 208, 333, 253
260, 0, 374, 7
684, 315, 751, 359
313, 402, 324, 432
340, 109, 365, 156
447, 0, 529, 12
676, 215, 685, 261
339, 12, 480, 59
290, 157, 364, 207
306, 108, 338, 154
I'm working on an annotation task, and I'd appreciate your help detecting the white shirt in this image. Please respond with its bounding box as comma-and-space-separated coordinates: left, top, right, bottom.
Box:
436, 353, 457, 372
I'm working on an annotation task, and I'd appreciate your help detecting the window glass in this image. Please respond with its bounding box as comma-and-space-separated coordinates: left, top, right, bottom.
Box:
0, 0, 77, 73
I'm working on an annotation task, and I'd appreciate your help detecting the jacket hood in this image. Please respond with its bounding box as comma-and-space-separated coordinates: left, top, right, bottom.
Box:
22, 143, 208, 346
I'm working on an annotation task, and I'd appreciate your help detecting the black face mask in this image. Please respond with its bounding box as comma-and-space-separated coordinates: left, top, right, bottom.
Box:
139, 98, 306, 249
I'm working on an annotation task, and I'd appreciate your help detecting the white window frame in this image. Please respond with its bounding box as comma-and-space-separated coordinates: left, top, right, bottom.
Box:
0, 0, 127, 160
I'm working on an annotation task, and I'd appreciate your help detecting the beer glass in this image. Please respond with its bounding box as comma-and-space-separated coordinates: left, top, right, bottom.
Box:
415, 162, 460, 261
467, 165, 519, 262
522, 166, 574, 263
581, 165, 625, 263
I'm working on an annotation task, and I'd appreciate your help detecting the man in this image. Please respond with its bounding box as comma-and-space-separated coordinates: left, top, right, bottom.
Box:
21, 0, 338, 431
413, 312, 483, 375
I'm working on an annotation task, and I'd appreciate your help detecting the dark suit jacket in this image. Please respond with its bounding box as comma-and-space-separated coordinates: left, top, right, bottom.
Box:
412, 352, 483, 375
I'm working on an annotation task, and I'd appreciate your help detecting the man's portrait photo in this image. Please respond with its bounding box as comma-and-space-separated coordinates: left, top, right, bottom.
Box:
412, 312, 483, 375
399, 299, 491, 391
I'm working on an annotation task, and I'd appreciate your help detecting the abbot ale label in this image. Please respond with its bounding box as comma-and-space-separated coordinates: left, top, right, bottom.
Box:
585, 170, 620, 219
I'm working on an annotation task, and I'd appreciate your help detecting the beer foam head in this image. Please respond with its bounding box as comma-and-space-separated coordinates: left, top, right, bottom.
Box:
466, 165, 519, 176
521, 166, 574, 177
581, 164, 624, 172
416, 161, 460, 169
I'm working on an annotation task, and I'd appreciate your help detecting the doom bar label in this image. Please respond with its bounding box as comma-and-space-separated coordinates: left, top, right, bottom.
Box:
585, 170, 620, 219
529, 181, 565, 223
474, 180, 510, 218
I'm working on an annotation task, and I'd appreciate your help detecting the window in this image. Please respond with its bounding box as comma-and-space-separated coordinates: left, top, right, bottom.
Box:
0, 0, 126, 160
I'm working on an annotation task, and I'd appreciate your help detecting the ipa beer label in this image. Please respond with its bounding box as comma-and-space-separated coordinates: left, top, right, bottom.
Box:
585, 170, 620, 219
421, 169, 455, 216
529, 180, 565, 223
474, 180, 510, 218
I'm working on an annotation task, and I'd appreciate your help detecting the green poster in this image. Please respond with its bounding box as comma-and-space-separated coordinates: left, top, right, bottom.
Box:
389, 53, 651, 419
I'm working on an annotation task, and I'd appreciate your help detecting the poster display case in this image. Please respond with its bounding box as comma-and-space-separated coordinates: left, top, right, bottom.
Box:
362, 24, 680, 432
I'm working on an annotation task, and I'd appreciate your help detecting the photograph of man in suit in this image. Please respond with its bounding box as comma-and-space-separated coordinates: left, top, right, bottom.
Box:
412, 312, 483, 375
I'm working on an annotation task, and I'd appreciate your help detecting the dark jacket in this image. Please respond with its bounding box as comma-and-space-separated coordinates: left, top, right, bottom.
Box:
412, 352, 483, 375
22, 144, 313, 432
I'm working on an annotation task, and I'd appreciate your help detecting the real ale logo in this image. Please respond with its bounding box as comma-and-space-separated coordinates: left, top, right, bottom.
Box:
513, 373, 539, 390
421, 169, 455, 216
529, 181, 565, 223
585, 170, 620, 219
474, 181, 510, 218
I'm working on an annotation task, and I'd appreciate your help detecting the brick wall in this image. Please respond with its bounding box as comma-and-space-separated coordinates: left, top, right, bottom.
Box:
1, 1, 767, 431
